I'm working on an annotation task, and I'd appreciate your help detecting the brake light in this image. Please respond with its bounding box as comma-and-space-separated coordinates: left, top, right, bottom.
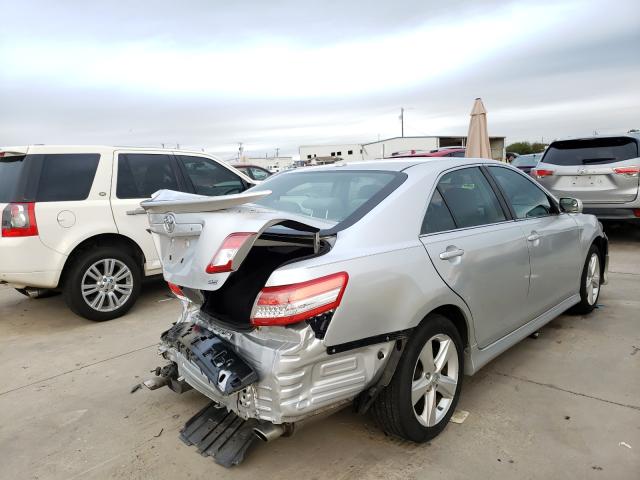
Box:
613, 166, 640, 177
251, 272, 349, 326
532, 169, 554, 178
1, 203, 38, 237
167, 282, 186, 300
633, 209, 640, 218
205, 232, 256, 274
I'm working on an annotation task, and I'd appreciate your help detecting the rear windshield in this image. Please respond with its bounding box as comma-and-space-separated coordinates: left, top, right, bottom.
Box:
511, 154, 542, 167
0, 153, 100, 203
250, 170, 402, 224
542, 137, 639, 166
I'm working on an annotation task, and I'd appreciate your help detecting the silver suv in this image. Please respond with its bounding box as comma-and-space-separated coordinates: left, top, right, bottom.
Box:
533, 134, 640, 220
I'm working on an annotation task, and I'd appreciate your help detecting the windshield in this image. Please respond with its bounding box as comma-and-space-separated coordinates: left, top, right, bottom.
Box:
511, 154, 542, 167
542, 137, 639, 166
250, 170, 400, 223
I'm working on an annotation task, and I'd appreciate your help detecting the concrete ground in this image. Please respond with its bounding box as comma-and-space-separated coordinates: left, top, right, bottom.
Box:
0, 223, 638, 480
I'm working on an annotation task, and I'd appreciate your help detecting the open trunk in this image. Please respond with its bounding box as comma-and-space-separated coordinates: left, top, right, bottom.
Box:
142, 189, 335, 329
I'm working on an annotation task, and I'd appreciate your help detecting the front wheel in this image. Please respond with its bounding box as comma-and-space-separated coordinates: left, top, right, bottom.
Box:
570, 245, 601, 315
63, 247, 142, 321
372, 314, 464, 442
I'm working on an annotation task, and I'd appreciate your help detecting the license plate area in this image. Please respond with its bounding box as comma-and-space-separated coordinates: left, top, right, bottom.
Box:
570, 175, 604, 187
161, 322, 258, 395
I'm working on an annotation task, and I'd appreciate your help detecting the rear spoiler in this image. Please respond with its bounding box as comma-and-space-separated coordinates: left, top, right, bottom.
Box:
141, 189, 272, 214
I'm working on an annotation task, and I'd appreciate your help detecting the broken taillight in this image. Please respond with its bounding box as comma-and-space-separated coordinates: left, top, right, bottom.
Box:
167, 282, 186, 300
205, 232, 256, 274
1, 203, 39, 237
251, 272, 349, 326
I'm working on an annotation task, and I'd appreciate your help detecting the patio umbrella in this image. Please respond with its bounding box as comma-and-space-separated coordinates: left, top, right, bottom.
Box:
465, 98, 492, 159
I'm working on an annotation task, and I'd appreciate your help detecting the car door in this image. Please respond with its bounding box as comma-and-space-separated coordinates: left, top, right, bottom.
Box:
175, 155, 249, 196
110, 151, 186, 275
486, 165, 581, 316
420, 166, 532, 348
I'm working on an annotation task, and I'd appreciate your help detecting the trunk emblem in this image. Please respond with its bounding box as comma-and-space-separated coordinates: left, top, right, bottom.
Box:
163, 214, 176, 234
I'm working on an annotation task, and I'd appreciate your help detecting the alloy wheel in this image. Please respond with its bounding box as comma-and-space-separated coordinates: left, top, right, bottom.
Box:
81, 258, 134, 312
585, 253, 600, 306
411, 333, 459, 427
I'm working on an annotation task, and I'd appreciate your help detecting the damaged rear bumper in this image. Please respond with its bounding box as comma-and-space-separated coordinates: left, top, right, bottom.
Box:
158, 313, 394, 425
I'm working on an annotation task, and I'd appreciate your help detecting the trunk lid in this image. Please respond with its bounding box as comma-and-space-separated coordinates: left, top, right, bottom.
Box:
141, 189, 334, 290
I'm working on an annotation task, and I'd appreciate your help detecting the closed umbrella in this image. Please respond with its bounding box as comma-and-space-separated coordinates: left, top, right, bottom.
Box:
465, 98, 492, 159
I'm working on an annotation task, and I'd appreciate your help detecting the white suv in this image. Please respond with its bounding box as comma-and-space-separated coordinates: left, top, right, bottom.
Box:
0, 145, 254, 320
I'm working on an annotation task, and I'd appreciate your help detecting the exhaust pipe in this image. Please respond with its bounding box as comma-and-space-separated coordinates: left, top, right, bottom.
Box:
253, 423, 286, 442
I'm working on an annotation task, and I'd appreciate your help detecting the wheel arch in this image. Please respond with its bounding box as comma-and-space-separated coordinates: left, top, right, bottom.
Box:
420, 304, 471, 351
58, 233, 146, 287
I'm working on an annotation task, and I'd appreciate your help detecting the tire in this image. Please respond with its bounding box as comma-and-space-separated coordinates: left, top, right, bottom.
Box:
570, 244, 602, 315
372, 314, 464, 442
62, 246, 142, 321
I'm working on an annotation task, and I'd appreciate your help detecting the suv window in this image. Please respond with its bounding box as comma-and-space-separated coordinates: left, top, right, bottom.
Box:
250, 166, 270, 181
421, 189, 456, 234
542, 137, 639, 165
435, 167, 506, 229
177, 155, 245, 196
117, 154, 179, 199
0, 153, 100, 202
489, 167, 554, 219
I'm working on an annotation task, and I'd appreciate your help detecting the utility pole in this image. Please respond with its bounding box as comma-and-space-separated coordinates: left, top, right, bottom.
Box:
400, 107, 404, 138
238, 142, 244, 161
275, 147, 279, 159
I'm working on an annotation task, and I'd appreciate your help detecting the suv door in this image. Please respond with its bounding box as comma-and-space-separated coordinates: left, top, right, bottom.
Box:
111, 152, 185, 275
175, 155, 248, 196
420, 166, 532, 348
487, 165, 581, 316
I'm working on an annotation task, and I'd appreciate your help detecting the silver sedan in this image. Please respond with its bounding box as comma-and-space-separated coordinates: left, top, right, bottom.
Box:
142, 157, 608, 452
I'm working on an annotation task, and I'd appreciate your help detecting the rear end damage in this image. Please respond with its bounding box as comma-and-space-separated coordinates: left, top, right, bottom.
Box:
140, 189, 395, 463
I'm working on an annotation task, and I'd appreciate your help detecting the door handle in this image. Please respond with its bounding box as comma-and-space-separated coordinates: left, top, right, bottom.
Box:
527, 231, 542, 242
439, 247, 465, 260
126, 207, 147, 216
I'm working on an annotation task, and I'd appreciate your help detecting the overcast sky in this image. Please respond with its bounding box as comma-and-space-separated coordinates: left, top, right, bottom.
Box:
1, 0, 638, 159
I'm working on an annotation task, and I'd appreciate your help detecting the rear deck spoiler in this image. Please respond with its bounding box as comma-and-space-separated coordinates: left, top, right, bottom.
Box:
141, 189, 273, 214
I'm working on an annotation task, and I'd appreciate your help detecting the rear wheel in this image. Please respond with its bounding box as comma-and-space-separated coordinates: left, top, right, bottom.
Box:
570, 245, 601, 315
372, 314, 464, 442
63, 247, 142, 321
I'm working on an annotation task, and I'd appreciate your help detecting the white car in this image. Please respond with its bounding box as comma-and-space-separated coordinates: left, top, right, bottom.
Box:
0, 145, 254, 320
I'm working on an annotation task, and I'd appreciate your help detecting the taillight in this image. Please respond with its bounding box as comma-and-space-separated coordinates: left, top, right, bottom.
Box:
633, 209, 640, 218
251, 272, 349, 326
167, 282, 186, 300
1, 203, 38, 237
532, 169, 554, 178
205, 232, 256, 274
613, 166, 640, 177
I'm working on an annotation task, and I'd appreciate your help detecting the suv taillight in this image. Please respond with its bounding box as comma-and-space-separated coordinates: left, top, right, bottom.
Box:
532, 169, 554, 178
613, 166, 640, 177
1, 203, 38, 237
251, 272, 349, 326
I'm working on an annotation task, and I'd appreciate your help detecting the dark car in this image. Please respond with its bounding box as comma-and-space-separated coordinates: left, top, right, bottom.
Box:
232, 164, 272, 181
511, 153, 543, 176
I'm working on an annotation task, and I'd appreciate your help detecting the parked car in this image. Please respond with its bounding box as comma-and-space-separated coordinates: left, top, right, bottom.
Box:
232, 164, 272, 181
142, 158, 608, 458
511, 152, 543, 175
391, 147, 466, 158
0, 145, 254, 320
533, 134, 640, 220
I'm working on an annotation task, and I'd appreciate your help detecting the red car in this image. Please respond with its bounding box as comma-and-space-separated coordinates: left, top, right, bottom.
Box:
390, 147, 466, 158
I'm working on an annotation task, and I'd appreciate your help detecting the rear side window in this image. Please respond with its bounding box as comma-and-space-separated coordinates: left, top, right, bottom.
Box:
421, 189, 456, 234
117, 154, 179, 199
542, 137, 639, 165
0, 153, 99, 202
488, 167, 554, 219
177, 155, 245, 196
436, 167, 506, 229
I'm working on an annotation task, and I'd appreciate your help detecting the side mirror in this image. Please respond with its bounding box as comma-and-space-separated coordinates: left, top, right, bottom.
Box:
559, 197, 583, 214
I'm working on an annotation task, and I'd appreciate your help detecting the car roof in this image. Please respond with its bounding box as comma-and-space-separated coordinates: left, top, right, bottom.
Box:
284, 157, 501, 173
548, 133, 640, 144
0, 145, 222, 156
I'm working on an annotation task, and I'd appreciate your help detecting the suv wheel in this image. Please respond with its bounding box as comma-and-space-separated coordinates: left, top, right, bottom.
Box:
570, 245, 601, 315
63, 247, 142, 321
372, 314, 464, 442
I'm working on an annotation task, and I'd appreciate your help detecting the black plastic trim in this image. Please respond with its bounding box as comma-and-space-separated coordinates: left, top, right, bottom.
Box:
326, 328, 413, 355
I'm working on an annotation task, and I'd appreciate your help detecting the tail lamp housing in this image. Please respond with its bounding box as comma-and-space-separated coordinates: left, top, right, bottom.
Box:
251, 272, 349, 326
1, 203, 39, 237
205, 232, 256, 274
532, 169, 554, 178
613, 166, 640, 177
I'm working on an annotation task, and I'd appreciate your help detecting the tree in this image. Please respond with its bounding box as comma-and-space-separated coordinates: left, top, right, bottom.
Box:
506, 141, 547, 155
